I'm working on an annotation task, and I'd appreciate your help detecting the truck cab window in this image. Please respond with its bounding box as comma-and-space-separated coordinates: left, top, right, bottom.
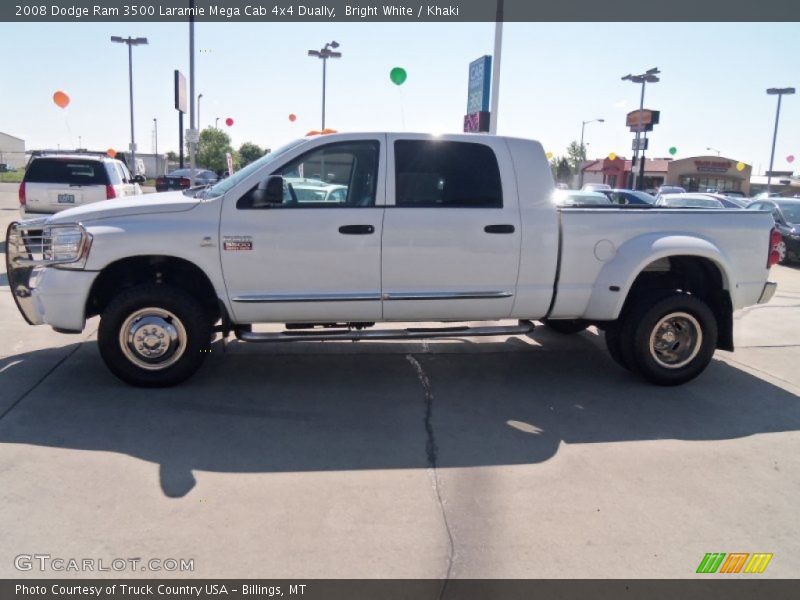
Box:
394, 140, 502, 208
239, 141, 379, 209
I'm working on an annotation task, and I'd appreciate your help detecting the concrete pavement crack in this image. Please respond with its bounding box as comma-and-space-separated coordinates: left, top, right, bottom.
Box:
0, 330, 94, 422
405, 354, 455, 594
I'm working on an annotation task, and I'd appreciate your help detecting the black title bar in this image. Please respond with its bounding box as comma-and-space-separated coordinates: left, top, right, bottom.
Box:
4, 0, 800, 22
5, 580, 800, 600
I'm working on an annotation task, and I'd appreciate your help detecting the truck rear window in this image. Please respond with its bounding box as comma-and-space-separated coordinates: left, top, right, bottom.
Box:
394, 140, 502, 208
24, 159, 109, 185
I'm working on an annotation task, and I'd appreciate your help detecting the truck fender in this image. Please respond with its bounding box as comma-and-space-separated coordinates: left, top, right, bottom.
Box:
583, 233, 734, 321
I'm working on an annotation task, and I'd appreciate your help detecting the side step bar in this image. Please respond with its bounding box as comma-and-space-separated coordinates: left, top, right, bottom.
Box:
235, 320, 534, 343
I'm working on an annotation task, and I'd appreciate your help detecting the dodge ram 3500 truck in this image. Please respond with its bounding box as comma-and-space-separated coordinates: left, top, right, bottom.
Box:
6, 133, 780, 387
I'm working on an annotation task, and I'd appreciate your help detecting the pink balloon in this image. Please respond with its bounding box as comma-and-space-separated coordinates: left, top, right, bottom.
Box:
225, 117, 234, 127
787, 155, 795, 164
288, 113, 297, 122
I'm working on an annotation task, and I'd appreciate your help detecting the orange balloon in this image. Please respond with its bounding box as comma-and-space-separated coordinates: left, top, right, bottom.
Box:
53, 90, 70, 109
107, 148, 117, 158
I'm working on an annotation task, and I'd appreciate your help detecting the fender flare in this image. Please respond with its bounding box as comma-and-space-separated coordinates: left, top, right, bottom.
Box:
583, 233, 734, 321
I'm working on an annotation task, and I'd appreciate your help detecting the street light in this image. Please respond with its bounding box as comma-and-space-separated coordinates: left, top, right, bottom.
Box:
197, 93, 203, 131
308, 41, 341, 130
578, 118, 604, 188
215, 117, 219, 129
110, 35, 148, 176
153, 117, 159, 174
706, 146, 721, 156
622, 67, 660, 190
766, 87, 795, 193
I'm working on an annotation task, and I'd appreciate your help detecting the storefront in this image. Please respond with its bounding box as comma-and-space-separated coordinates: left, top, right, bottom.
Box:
665, 156, 751, 194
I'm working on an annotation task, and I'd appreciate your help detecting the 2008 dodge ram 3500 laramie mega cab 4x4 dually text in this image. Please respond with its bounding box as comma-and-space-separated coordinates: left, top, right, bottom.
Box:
7, 133, 780, 387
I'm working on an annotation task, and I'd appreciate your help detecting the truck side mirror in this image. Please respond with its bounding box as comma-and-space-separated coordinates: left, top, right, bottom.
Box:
245, 175, 285, 208
132, 174, 146, 184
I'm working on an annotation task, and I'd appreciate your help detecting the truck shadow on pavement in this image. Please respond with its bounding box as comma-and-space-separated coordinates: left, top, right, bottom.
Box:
1, 334, 799, 498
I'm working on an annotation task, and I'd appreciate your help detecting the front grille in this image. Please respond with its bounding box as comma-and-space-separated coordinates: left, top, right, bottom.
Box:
7, 219, 50, 267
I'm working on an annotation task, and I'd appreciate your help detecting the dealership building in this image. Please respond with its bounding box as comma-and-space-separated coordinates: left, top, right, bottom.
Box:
0, 131, 26, 170
581, 155, 753, 194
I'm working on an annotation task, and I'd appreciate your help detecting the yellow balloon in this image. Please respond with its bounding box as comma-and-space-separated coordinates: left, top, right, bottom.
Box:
608, 152, 617, 161
736, 162, 746, 172
545, 151, 553, 160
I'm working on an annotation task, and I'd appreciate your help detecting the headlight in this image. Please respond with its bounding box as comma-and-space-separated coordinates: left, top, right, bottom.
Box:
44, 224, 93, 268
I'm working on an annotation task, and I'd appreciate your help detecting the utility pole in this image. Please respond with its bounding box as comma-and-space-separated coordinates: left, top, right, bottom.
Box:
111, 35, 148, 175
766, 87, 795, 194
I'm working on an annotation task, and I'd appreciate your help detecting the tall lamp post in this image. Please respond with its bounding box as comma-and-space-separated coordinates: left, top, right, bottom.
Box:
706, 146, 721, 156
578, 118, 604, 188
110, 36, 148, 176
622, 67, 659, 190
308, 41, 341, 130
766, 87, 795, 194
153, 118, 159, 174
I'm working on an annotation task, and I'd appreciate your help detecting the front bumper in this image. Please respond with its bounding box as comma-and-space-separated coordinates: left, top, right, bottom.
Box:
758, 281, 777, 304
6, 221, 97, 332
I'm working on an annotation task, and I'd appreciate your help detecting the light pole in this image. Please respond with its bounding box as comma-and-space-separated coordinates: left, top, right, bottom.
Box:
622, 67, 659, 190
706, 146, 721, 156
215, 117, 219, 129
578, 118, 604, 188
197, 93, 203, 131
111, 35, 148, 176
766, 87, 795, 194
153, 117, 158, 174
308, 41, 341, 130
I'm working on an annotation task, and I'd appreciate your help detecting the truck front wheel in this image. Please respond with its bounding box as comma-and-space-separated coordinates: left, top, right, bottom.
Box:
621, 293, 717, 386
98, 284, 211, 387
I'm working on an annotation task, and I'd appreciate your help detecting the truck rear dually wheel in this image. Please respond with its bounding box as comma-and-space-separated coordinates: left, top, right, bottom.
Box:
98, 284, 211, 387
620, 293, 717, 386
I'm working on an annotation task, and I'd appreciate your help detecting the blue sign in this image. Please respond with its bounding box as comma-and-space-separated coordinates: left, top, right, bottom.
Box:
467, 55, 492, 114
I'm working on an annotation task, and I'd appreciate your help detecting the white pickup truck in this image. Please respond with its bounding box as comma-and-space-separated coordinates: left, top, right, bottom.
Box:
6, 133, 780, 387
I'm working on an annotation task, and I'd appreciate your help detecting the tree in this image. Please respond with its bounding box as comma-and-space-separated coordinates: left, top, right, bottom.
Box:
566, 140, 586, 175
556, 158, 572, 183
238, 142, 267, 168
166, 151, 178, 162
197, 127, 236, 173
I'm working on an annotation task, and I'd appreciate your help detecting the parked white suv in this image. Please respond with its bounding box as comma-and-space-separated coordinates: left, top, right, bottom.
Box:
19, 154, 143, 218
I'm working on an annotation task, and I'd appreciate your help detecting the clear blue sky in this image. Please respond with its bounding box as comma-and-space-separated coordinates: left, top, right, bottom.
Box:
1, 21, 798, 173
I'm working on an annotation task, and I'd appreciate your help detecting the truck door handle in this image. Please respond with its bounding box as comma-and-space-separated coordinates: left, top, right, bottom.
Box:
339, 225, 375, 235
484, 224, 515, 234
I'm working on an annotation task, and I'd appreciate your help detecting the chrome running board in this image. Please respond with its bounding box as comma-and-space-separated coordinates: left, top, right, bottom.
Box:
235, 320, 534, 343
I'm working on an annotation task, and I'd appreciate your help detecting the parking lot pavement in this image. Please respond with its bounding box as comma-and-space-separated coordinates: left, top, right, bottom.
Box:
1, 182, 799, 578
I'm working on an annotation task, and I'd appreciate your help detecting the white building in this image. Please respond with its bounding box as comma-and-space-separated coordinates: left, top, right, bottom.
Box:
0, 132, 26, 169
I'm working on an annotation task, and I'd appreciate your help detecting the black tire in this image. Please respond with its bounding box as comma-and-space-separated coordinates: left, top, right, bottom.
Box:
620, 293, 717, 386
542, 318, 589, 335
98, 283, 211, 387
604, 322, 630, 371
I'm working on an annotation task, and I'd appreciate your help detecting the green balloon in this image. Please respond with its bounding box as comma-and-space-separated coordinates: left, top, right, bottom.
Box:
390, 67, 407, 86
669, 146, 677, 155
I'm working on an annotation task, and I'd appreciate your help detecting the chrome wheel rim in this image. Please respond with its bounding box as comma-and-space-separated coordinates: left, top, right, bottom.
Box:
649, 311, 702, 369
119, 307, 187, 371
776, 240, 787, 263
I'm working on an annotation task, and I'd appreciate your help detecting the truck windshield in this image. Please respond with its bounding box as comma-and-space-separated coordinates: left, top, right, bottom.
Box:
200, 138, 309, 198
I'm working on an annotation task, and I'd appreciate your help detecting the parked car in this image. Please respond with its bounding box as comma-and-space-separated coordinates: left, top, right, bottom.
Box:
6, 132, 778, 388
747, 198, 800, 264
654, 185, 687, 203
581, 183, 612, 192
284, 178, 349, 204
155, 168, 218, 192
655, 194, 726, 209
18, 154, 143, 217
692, 193, 747, 209
552, 189, 613, 206
600, 189, 656, 205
